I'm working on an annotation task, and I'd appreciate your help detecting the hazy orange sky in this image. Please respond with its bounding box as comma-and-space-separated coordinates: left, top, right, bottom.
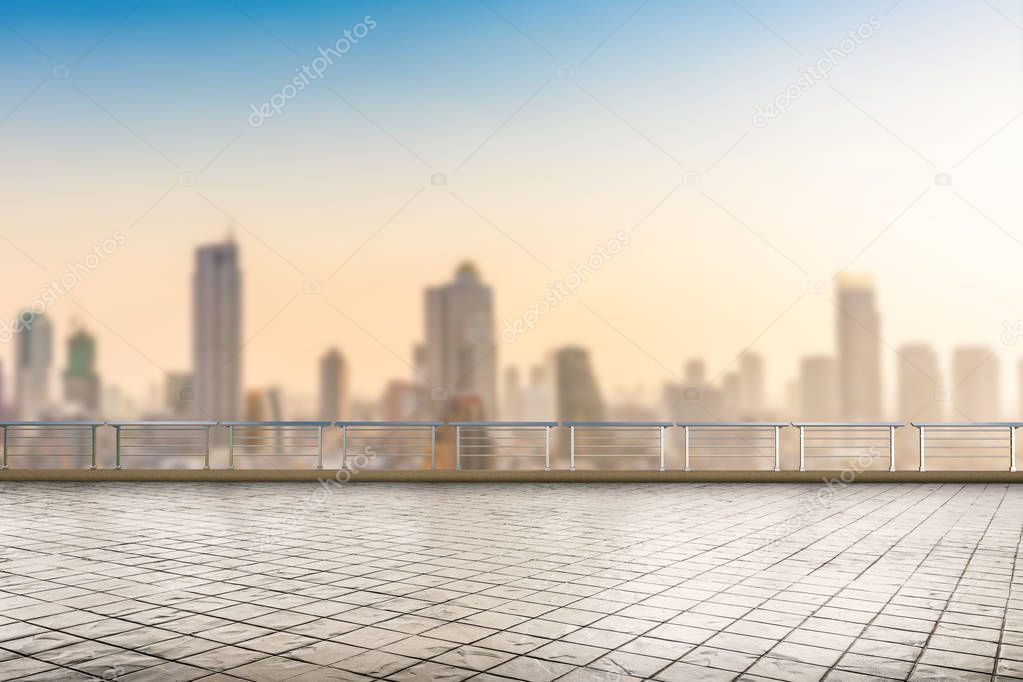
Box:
0, 0, 1020, 414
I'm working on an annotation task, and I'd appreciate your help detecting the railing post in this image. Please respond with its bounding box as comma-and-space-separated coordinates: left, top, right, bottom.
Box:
658, 426, 665, 472
317, 425, 324, 470
798, 425, 805, 472
228, 425, 235, 469
90, 425, 98, 470
889, 425, 896, 472
544, 425, 551, 471
114, 425, 121, 470
683, 425, 690, 471
204, 424, 211, 470
773, 425, 780, 472
2, 427, 7, 470
430, 425, 437, 470
1011, 426, 1016, 473
569, 425, 576, 472
341, 425, 348, 471
455, 425, 461, 471
919, 426, 926, 473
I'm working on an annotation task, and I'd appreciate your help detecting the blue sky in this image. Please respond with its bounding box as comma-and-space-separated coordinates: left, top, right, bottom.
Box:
0, 0, 1021, 412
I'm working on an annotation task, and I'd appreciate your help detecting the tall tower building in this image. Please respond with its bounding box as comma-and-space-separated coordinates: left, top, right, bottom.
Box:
799, 355, 838, 421
192, 239, 242, 420
953, 346, 999, 420
896, 344, 942, 422
739, 354, 765, 419
836, 275, 882, 419
15, 312, 52, 419
63, 327, 100, 414
319, 348, 348, 420
554, 347, 604, 422
423, 262, 496, 418
502, 366, 523, 421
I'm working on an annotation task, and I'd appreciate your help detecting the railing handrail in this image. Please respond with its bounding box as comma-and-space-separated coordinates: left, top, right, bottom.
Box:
911, 422, 1022, 428
792, 421, 903, 427
339, 421, 444, 427
450, 421, 557, 427
563, 421, 672, 427
108, 421, 218, 426
0, 421, 105, 426
679, 422, 788, 427
223, 421, 332, 427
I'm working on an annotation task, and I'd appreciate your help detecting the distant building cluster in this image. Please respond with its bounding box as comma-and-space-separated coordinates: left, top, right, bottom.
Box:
0, 244, 1008, 429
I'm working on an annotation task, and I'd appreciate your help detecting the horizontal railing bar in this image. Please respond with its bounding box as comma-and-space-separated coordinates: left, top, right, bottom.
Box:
793, 422, 903, 427
340, 421, 443, 427
450, 421, 557, 427
224, 421, 331, 426
0, 421, 104, 426
573, 453, 658, 458
110, 421, 217, 426
680, 422, 789, 427
460, 453, 546, 458
912, 422, 1022, 427
564, 421, 671, 427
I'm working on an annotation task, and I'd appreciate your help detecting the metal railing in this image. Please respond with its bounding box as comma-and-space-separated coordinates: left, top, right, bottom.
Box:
2, 420, 1023, 473
109, 421, 216, 470
792, 422, 902, 472
680, 422, 787, 471
452, 422, 555, 471
1, 422, 104, 469
565, 422, 671, 471
912, 422, 1020, 472
224, 421, 330, 470
339, 421, 441, 470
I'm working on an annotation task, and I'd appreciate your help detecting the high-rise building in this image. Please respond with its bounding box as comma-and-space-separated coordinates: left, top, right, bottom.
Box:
521, 365, 552, 420
16, 312, 52, 419
836, 275, 882, 419
896, 344, 942, 422
953, 346, 999, 420
193, 239, 242, 420
319, 348, 348, 420
244, 387, 283, 421
63, 327, 100, 414
423, 262, 496, 418
502, 366, 522, 420
163, 372, 194, 418
799, 355, 838, 421
739, 354, 765, 418
554, 347, 604, 422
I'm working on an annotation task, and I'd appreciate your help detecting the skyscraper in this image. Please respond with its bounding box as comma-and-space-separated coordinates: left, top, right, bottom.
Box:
502, 366, 522, 421
193, 239, 242, 420
836, 275, 882, 419
953, 346, 999, 420
554, 347, 604, 422
896, 344, 942, 421
423, 262, 496, 418
15, 312, 52, 419
319, 348, 348, 420
739, 354, 765, 419
799, 355, 838, 421
163, 372, 194, 418
63, 327, 100, 414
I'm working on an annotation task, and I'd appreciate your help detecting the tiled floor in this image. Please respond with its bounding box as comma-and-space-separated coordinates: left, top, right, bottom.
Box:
0, 482, 1022, 681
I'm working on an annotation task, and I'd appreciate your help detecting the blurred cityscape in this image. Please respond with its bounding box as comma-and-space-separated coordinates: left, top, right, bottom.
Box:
0, 237, 1008, 430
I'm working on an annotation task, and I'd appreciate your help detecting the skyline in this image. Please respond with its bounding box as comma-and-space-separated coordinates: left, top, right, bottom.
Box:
0, 0, 1020, 410
1, 238, 1017, 425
